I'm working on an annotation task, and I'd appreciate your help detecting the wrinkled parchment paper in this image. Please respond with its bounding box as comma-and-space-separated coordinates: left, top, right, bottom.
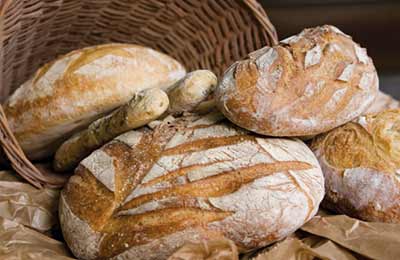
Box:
0, 170, 59, 232
168, 238, 239, 260
0, 216, 74, 259
301, 214, 400, 260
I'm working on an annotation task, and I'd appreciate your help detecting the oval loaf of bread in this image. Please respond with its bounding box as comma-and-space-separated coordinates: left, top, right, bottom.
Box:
4, 43, 186, 160
311, 109, 400, 223
215, 25, 378, 136
59, 112, 324, 260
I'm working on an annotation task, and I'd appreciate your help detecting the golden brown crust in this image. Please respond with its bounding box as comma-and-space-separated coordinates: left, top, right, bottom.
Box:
4, 44, 185, 160
60, 113, 325, 259
216, 25, 378, 136
311, 109, 400, 223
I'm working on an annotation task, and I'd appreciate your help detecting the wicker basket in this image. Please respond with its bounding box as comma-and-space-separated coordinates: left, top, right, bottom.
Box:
0, 0, 278, 188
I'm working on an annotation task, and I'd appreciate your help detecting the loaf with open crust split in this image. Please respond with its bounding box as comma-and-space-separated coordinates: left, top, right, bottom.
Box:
311, 109, 400, 223
59, 112, 324, 260
215, 25, 378, 136
3, 43, 185, 160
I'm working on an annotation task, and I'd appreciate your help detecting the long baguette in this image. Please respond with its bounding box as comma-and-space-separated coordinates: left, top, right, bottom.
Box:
53, 88, 169, 172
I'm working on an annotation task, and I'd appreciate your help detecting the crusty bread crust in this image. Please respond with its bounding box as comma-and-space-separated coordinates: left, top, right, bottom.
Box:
363, 91, 399, 115
60, 112, 324, 259
4, 43, 185, 160
311, 109, 400, 223
215, 25, 378, 136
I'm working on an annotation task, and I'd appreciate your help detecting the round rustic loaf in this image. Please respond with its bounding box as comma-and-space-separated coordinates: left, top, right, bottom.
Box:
3, 43, 185, 160
59, 112, 324, 260
215, 25, 378, 136
311, 109, 400, 223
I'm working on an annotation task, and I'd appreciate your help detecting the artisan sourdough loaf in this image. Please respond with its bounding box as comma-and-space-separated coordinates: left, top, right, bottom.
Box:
215, 25, 378, 136
4, 44, 186, 160
311, 109, 400, 223
59, 112, 324, 260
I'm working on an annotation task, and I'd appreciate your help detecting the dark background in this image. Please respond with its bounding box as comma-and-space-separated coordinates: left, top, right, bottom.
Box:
260, 0, 400, 98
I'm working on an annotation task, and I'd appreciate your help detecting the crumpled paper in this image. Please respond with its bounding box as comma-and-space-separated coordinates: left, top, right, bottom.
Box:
250, 235, 358, 260
301, 214, 400, 260
168, 238, 238, 260
0, 216, 74, 260
0, 170, 59, 232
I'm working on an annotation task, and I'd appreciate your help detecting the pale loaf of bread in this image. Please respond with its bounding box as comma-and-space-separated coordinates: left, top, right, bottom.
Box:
4, 44, 186, 160
215, 25, 378, 136
311, 109, 400, 223
59, 112, 324, 260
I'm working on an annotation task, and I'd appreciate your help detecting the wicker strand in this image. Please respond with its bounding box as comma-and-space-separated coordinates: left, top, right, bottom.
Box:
0, 0, 278, 189
243, 0, 279, 46
0, 104, 67, 188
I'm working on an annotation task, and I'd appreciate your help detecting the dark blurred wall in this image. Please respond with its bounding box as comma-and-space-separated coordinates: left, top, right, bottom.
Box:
260, 0, 400, 98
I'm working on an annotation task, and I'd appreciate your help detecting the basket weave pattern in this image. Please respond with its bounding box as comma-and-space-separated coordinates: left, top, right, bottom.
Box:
0, 0, 278, 188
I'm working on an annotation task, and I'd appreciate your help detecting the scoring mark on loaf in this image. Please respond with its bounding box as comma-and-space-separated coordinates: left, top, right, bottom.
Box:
337, 63, 355, 82
141, 139, 262, 186
119, 134, 317, 220
81, 150, 116, 191
207, 171, 316, 247
305, 45, 322, 68
354, 44, 369, 64
74, 54, 140, 78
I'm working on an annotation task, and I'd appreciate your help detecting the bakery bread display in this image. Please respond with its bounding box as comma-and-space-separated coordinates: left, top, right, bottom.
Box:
59, 112, 324, 260
311, 109, 400, 223
364, 91, 399, 114
3, 44, 186, 160
53, 88, 169, 172
215, 25, 378, 136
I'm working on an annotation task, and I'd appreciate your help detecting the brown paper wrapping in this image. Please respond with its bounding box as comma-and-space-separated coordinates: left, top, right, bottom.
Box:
251, 236, 358, 260
168, 238, 239, 260
301, 214, 400, 260
0, 170, 59, 232
0, 216, 74, 259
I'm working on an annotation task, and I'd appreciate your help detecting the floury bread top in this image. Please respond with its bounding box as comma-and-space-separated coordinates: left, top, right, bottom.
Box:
4, 43, 186, 160
59, 112, 324, 260
215, 25, 378, 137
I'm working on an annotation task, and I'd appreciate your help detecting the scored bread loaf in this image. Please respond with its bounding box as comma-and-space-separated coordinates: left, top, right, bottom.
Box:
4, 43, 185, 160
311, 109, 400, 223
215, 25, 378, 136
59, 112, 325, 260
